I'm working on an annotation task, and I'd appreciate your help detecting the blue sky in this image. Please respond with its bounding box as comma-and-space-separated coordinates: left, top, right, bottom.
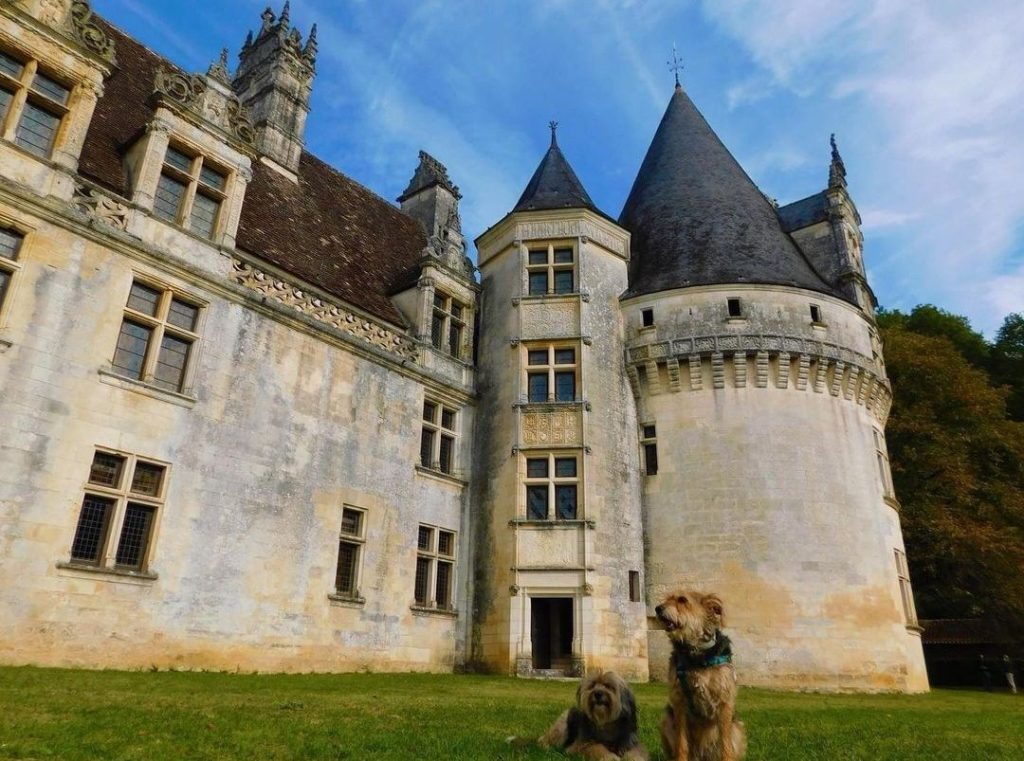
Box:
94, 0, 1024, 336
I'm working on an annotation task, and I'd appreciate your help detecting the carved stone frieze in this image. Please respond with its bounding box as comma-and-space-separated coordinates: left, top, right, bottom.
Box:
515, 220, 625, 257
520, 300, 578, 339
73, 184, 128, 231
231, 259, 419, 361
521, 408, 581, 446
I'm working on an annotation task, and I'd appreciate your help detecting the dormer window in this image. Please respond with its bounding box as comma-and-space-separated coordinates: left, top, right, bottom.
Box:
0, 50, 71, 158
153, 145, 228, 239
431, 291, 466, 358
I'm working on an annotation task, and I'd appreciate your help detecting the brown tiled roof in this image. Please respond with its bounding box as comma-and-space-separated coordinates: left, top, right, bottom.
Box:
920, 619, 1014, 645
78, 21, 426, 327
237, 154, 425, 325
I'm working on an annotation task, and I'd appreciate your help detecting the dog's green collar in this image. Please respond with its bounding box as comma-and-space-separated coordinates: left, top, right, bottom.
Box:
673, 633, 733, 676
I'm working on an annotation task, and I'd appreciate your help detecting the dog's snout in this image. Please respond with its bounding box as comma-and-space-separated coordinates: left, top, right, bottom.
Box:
592, 690, 609, 705
655, 604, 664, 615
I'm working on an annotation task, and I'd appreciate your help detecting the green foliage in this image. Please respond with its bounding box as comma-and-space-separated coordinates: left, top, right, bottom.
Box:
879, 307, 1024, 633
0, 668, 1022, 760
992, 313, 1024, 421
877, 305, 990, 368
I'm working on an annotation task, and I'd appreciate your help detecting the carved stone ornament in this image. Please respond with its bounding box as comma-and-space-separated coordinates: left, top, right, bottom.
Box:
154, 67, 256, 148
66, 0, 115, 62
232, 258, 419, 361
73, 183, 128, 231
155, 67, 206, 109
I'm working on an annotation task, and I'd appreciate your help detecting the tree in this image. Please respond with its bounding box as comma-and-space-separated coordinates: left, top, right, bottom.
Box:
880, 322, 1024, 634
991, 313, 1024, 422
877, 305, 990, 368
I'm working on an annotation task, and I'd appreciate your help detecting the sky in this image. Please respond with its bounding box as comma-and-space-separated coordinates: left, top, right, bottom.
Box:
93, 0, 1024, 337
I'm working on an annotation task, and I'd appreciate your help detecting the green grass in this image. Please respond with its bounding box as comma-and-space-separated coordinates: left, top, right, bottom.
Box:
0, 667, 1021, 760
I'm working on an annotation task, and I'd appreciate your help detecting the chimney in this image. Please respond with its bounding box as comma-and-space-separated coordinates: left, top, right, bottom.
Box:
232, 3, 316, 175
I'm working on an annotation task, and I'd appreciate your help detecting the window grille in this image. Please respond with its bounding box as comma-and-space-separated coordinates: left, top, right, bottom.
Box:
68, 450, 167, 572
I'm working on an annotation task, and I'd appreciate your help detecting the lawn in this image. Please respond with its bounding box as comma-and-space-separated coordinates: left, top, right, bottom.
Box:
0, 667, 1021, 760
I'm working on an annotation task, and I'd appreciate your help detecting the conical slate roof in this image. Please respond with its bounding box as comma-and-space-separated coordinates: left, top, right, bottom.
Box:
514, 127, 601, 214
619, 86, 838, 299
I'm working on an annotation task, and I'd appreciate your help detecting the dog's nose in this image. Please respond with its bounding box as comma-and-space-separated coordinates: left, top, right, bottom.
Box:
655, 604, 664, 615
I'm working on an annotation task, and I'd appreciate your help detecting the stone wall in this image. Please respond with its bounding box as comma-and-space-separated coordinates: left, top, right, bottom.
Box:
0, 190, 473, 673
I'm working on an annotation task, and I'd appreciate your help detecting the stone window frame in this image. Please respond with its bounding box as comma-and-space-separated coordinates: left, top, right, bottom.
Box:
0, 48, 73, 159
419, 398, 459, 476
809, 303, 825, 326
523, 341, 580, 404
873, 428, 895, 499
430, 290, 466, 359
641, 307, 655, 328
726, 297, 744, 319
108, 277, 205, 397
629, 570, 642, 603
640, 423, 658, 476
413, 524, 457, 612
61, 447, 170, 578
330, 505, 367, 604
0, 224, 25, 330
894, 549, 918, 627
151, 142, 231, 241
522, 451, 583, 521
525, 241, 576, 296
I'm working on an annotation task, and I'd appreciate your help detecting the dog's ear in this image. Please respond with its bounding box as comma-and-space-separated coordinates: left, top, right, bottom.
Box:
620, 684, 639, 733
702, 593, 725, 626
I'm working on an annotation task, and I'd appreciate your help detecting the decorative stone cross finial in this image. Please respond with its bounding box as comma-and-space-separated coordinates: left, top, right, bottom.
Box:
668, 43, 683, 89
549, 120, 558, 147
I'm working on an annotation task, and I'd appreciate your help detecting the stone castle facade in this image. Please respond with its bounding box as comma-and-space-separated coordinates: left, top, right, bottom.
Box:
0, 1, 928, 691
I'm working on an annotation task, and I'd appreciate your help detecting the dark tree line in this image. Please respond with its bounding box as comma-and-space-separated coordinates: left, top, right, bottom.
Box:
876, 307, 1024, 635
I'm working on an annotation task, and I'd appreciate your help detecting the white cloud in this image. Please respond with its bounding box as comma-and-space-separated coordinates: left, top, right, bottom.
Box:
702, 0, 1024, 335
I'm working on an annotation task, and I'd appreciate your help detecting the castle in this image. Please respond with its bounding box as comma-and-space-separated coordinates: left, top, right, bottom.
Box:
0, 1, 928, 691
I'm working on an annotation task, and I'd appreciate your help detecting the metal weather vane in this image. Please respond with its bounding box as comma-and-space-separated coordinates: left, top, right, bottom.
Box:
668, 43, 683, 88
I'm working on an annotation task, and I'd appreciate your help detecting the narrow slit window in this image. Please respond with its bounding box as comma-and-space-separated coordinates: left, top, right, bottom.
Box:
629, 570, 641, 602
641, 424, 658, 476
727, 298, 742, 317
642, 308, 654, 327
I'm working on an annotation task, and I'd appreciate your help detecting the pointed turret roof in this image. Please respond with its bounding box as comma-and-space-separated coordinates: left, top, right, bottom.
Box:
620, 85, 839, 299
513, 123, 601, 214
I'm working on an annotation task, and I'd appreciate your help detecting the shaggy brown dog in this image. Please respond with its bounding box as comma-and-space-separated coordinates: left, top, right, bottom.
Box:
655, 590, 746, 761
535, 670, 649, 760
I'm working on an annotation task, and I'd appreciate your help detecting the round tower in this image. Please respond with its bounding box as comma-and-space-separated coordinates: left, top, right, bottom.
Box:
619, 85, 929, 691
470, 126, 648, 679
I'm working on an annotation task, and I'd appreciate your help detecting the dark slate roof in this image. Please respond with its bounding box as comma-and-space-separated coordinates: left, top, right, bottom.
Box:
777, 191, 829, 233
78, 20, 425, 327
619, 86, 841, 300
513, 132, 601, 215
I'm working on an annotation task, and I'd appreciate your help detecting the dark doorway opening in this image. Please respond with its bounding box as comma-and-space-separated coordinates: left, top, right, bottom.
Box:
531, 597, 574, 671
